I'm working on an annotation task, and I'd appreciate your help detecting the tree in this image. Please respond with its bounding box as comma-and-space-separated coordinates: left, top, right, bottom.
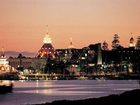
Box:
102, 41, 109, 50
112, 34, 123, 50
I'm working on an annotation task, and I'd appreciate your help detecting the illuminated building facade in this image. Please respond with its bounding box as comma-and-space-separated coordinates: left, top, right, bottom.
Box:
7, 33, 140, 75
37, 32, 55, 58
0, 51, 17, 74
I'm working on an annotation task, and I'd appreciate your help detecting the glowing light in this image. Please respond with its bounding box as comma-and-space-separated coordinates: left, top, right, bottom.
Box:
43, 34, 52, 44
0, 58, 9, 65
129, 43, 135, 47
81, 57, 85, 59
1, 67, 4, 71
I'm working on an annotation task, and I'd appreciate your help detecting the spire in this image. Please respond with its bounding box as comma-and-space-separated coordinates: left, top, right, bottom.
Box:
70, 37, 73, 46
43, 25, 52, 44
46, 25, 49, 35
2, 47, 4, 54
0, 47, 5, 58
129, 33, 135, 48
97, 43, 102, 65
68, 37, 75, 48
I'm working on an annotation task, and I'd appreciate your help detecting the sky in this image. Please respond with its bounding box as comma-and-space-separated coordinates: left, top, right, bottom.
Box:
0, 0, 140, 53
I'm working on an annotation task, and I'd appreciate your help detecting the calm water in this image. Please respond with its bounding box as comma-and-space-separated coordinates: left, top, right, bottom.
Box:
0, 80, 139, 105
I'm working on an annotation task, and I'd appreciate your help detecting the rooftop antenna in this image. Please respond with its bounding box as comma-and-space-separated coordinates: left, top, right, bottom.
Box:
70, 37, 73, 46
0, 47, 5, 58
43, 25, 52, 44
46, 25, 49, 35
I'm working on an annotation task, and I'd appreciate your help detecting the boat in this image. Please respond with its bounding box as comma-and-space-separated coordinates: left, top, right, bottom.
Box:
0, 80, 13, 93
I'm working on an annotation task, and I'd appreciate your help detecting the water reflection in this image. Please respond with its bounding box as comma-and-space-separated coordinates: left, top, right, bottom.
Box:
0, 80, 139, 105
36, 80, 39, 94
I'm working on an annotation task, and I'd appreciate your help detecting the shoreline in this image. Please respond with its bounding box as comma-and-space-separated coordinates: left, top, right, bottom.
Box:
33, 89, 140, 105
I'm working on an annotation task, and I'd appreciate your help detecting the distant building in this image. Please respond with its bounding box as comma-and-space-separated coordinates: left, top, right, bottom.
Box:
8, 57, 33, 70
0, 51, 17, 74
102, 47, 140, 73
36, 30, 55, 58
7, 32, 140, 74
8, 29, 56, 72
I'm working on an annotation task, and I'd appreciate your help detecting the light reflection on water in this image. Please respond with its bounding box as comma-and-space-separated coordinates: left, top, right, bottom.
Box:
0, 80, 139, 105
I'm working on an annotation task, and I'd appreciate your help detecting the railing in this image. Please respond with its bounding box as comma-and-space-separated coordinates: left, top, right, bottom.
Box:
20, 72, 128, 80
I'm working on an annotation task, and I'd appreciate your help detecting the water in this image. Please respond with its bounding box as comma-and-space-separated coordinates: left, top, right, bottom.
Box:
0, 80, 139, 105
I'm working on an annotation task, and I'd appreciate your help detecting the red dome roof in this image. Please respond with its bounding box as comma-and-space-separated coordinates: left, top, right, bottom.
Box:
37, 43, 55, 58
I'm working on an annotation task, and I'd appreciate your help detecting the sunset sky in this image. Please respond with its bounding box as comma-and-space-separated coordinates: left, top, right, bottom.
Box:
0, 0, 140, 53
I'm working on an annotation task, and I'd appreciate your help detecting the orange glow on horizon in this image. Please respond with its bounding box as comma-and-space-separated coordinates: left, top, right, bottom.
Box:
0, 0, 140, 53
